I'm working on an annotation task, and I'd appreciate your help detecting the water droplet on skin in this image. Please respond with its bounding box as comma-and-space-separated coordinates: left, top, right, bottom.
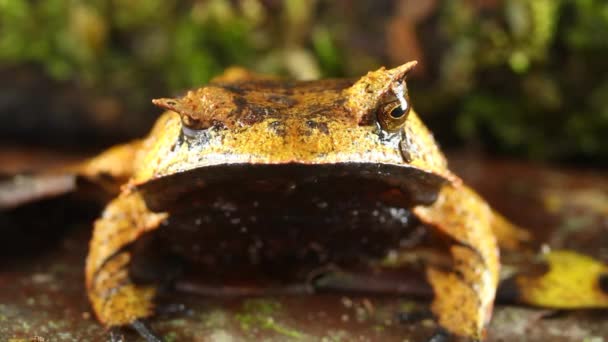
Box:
213, 199, 237, 211
389, 207, 409, 225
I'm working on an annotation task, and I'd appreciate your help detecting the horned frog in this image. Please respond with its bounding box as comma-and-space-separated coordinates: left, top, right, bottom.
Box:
33, 61, 604, 341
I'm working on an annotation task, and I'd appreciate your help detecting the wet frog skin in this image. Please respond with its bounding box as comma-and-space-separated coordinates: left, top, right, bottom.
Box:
33, 61, 604, 341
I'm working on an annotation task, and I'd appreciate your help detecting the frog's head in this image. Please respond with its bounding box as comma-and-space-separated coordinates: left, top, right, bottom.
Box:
139, 62, 455, 208
154, 61, 418, 135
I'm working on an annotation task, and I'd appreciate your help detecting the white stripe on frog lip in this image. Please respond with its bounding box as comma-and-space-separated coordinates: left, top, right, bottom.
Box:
182, 125, 203, 138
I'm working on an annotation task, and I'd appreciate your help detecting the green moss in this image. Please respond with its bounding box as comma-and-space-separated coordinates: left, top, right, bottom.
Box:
235, 299, 304, 340
241, 298, 281, 316
312, 27, 343, 77
200, 310, 229, 329
582, 337, 604, 342
163, 331, 178, 342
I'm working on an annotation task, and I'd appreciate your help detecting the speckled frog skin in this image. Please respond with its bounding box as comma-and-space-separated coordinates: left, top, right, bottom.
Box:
80, 62, 525, 341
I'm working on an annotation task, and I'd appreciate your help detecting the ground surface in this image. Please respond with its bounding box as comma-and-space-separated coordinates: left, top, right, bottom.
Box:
0, 150, 607, 342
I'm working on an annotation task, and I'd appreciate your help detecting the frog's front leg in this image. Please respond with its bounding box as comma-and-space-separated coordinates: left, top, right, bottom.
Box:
413, 184, 500, 341
86, 191, 168, 341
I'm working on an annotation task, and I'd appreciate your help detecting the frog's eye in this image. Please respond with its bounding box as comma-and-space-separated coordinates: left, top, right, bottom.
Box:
377, 94, 410, 132
345, 60, 417, 127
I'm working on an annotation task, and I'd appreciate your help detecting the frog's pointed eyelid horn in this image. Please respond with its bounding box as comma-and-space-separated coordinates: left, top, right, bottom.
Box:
152, 98, 179, 112
153, 97, 201, 130
384, 60, 418, 86
344, 61, 418, 125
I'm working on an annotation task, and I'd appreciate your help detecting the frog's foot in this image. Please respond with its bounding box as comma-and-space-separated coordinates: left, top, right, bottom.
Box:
131, 320, 163, 342
108, 320, 163, 342
395, 308, 466, 341
0, 140, 142, 210
109, 328, 125, 342
426, 329, 451, 342
490, 210, 531, 251
395, 308, 434, 324
413, 185, 500, 340
85, 192, 168, 341
75, 140, 143, 194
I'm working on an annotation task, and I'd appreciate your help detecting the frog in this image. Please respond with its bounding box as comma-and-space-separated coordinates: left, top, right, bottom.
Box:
6, 61, 607, 341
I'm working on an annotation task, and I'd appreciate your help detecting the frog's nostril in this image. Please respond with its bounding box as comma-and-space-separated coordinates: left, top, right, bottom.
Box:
600, 273, 608, 294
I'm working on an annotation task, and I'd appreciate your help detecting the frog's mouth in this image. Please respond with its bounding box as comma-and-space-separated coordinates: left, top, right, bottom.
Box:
139, 162, 446, 211
134, 163, 447, 279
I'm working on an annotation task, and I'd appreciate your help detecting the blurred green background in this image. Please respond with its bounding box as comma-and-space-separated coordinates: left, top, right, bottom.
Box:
0, 0, 607, 163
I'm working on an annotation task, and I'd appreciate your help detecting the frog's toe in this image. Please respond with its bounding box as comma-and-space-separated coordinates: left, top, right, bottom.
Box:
109, 327, 125, 342
107, 320, 163, 342
426, 329, 450, 342
131, 319, 163, 342
395, 310, 476, 342
394, 308, 434, 324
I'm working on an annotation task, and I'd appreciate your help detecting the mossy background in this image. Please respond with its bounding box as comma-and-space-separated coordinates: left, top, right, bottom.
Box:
0, 0, 607, 163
